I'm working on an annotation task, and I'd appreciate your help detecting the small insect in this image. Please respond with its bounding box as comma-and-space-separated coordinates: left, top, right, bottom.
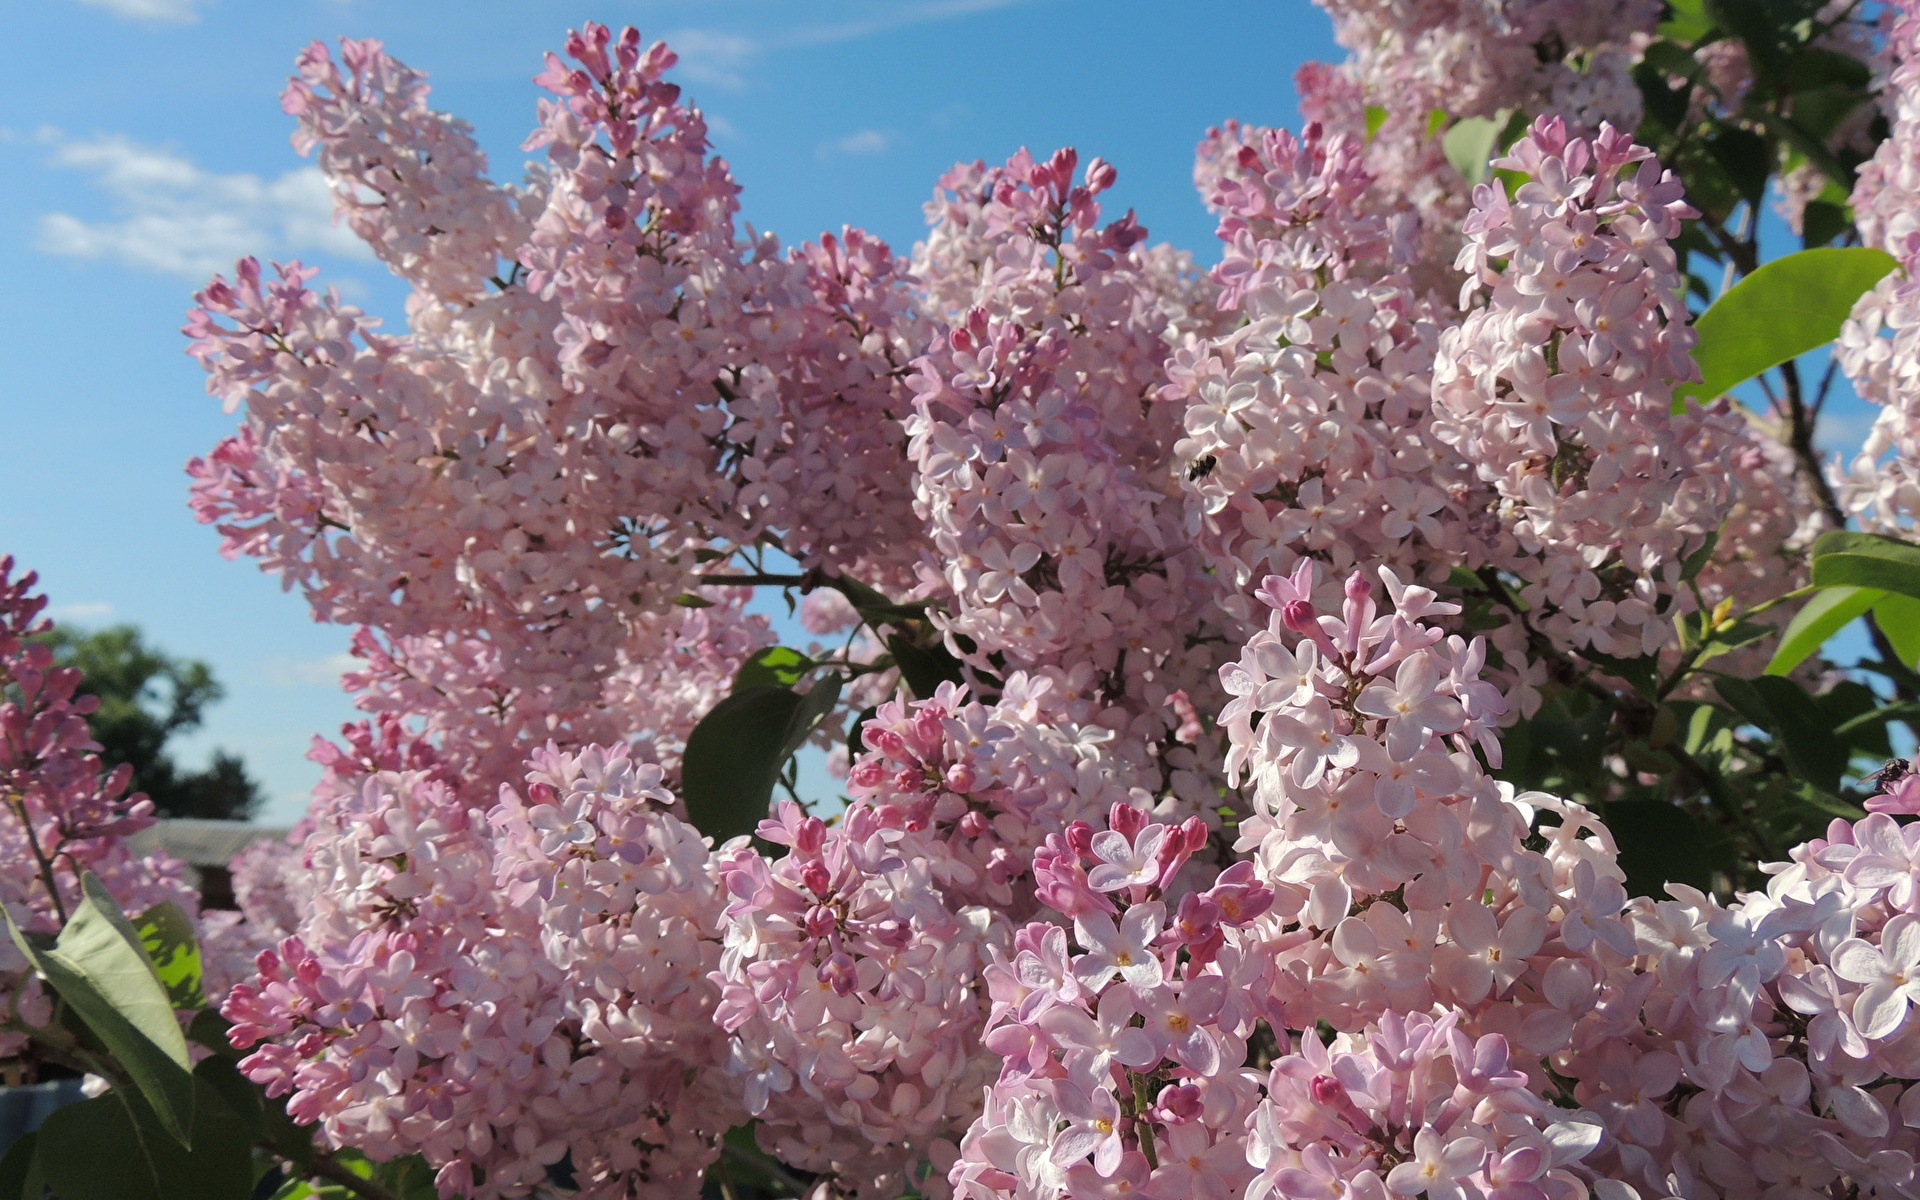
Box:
1187, 454, 1218, 481
1871, 758, 1913, 791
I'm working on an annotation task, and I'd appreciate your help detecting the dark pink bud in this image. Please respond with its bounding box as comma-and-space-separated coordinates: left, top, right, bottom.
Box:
1152, 1083, 1203, 1125
1108, 803, 1148, 839
1311, 1074, 1349, 1108
1343, 574, 1372, 602
1065, 821, 1096, 859
944, 762, 978, 794
804, 904, 837, 940
800, 860, 832, 900
1282, 600, 1318, 635
794, 817, 826, 855
957, 810, 990, 839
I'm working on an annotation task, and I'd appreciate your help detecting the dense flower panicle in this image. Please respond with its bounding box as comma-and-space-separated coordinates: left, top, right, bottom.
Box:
1245, 1012, 1607, 1200
163, 12, 1920, 1200
0, 559, 208, 1045
1433, 117, 1733, 661
1175, 123, 1482, 644
904, 147, 1225, 738
712, 680, 1175, 1196
1837, 1, 1920, 531
950, 805, 1270, 1200
1290, 0, 1660, 288
285, 38, 526, 303
222, 742, 738, 1199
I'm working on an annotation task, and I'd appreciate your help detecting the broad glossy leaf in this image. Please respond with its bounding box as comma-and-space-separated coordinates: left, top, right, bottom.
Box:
1606, 800, 1724, 897
0, 1132, 34, 1200
887, 633, 967, 700
734, 646, 813, 692
133, 901, 204, 1010
681, 687, 807, 844
1716, 675, 1849, 790
4, 876, 195, 1145
1443, 113, 1505, 184
1874, 592, 1920, 668
1810, 530, 1920, 598
1675, 247, 1897, 408
1767, 585, 1886, 675
35, 1078, 253, 1200
782, 673, 843, 761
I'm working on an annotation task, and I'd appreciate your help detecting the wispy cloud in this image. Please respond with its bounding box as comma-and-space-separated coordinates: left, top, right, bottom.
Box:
72, 0, 203, 25
263, 653, 358, 688
667, 0, 1030, 90
666, 29, 760, 89
36, 134, 369, 278
817, 129, 898, 160
47, 602, 115, 623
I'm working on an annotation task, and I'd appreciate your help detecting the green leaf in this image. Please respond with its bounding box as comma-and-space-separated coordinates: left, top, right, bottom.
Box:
0, 1132, 36, 1200
191, 1057, 263, 1143
1693, 619, 1773, 667
1424, 108, 1449, 139
1443, 113, 1507, 185
1875, 593, 1920, 669
1658, 0, 1711, 42
846, 705, 879, 765
783, 674, 844, 761
133, 902, 204, 1010
1675, 247, 1898, 409
886, 633, 966, 700
1810, 530, 1920, 598
733, 646, 814, 692
1716, 675, 1849, 790
682, 688, 807, 844
35, 1078, 254, 1200
671, 592, 714, 608
1605, 799, 1725, 897
1679, 530, 1720, 582
1767, 585, 1886, 675
1818, 680, 1892, 758
4, 875, 195, 1146
681, 674, 845, 844
1803, 198, 1850, 248
1364, 105, 1388, 140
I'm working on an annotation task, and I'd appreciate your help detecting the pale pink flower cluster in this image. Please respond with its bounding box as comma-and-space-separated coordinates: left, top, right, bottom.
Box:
187, 27, 923, 796
1836, 1, 1920, 529
1433, 118, 1730, 661
1245, 1012, 1607, 1200
950, 803, 1271, 1200
1556, 769, 1920, 1200
903, 148, 1225, 748
223, 741, 738, 1199
1282, 0, 1659, 287
711, 679, 1168, 1195
1173, 123, 1477, 640
0, 558, 205, 1048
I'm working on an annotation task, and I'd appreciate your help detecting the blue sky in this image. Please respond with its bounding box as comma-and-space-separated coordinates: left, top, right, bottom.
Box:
0, 0, 1340, 823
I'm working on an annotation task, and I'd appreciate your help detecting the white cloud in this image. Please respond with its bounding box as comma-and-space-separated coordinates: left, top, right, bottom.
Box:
667, 0, 1030, 90
818, 129, 897, 159
263, 653, 358, 688
36, 134, 369, 279
47, 602, 115, 623
665, 28, 761, 89
72, 0, 203, 25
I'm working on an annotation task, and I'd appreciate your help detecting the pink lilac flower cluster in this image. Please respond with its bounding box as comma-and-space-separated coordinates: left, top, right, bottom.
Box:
0, 560, 214, 1046
710, 679, 1179, 1196
1281, 0, 1659, 289
148, 12, 1920, 1200
1172, 122, 1478, 640
903, 147, 1227, 759
1433, 117, 1732, 662
223, 741, 738, 1199
950, 803, 1272, 1200
1837, 0, 1920, 530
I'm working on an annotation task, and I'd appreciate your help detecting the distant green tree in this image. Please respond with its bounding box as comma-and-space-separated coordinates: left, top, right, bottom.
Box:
36, 625, 263, 821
